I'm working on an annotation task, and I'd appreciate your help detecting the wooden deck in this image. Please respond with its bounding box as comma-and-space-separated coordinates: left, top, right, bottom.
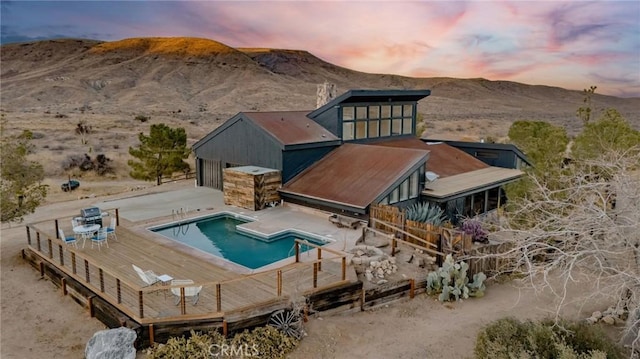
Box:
27, 217, 355, 325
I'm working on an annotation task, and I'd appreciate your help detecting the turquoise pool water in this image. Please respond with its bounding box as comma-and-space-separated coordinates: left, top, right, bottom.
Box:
150, 214, 323, 269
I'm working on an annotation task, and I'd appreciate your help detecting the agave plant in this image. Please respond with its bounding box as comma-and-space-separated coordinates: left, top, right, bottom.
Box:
406, 202, 446, 226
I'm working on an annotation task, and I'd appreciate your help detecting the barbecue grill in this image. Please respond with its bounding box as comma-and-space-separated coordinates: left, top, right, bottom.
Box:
80, 207, 104, 227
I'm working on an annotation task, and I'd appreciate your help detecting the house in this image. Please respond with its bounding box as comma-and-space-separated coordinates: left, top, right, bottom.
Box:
193, 88, 525, 220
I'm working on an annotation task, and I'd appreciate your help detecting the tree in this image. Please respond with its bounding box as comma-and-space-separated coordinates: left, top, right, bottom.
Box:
128, 124, 191, 185
486, 149, 640, 353
576, 85, 597, 125
572, 109, 640, 161
1, 118, 48, 222
75, 121, 92, 145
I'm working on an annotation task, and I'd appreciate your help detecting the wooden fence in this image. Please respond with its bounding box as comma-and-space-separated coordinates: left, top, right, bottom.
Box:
369, 204, 472, 257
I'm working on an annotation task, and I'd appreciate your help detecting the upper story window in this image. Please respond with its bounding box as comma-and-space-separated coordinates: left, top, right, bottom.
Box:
342, 103, 414, 141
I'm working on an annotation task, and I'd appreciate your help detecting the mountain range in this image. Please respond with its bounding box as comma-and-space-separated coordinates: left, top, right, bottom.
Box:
1, 37, 639, 133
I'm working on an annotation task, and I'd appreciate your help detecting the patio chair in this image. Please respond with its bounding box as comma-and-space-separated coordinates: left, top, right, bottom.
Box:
132, 264, 160, 287
58, 228, 78, 248
90, 227, 109, 251
105, 217, 117, 241
171, 279, 202, 305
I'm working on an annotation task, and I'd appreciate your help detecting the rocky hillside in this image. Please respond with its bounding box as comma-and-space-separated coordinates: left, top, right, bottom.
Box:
1, 37, 639, 132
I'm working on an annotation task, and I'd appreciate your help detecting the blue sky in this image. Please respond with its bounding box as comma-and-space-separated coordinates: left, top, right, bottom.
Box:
2, 1, 639, 97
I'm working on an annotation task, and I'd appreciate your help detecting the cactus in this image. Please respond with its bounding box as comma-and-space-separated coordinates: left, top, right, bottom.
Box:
406, 202, 446, 226
426, 254, 486, 301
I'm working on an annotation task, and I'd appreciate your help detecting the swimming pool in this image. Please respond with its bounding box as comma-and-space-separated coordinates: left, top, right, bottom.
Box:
149, 213, 326, 270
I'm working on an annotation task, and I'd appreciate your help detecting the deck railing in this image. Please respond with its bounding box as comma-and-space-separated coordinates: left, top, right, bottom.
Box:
25, 216, 350, 325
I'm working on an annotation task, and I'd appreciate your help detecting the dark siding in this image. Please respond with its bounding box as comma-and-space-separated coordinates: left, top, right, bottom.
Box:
282, 146, 338, 183
455, 147, 516, 169
194, 118, 282, 173
310, 106, 340, 137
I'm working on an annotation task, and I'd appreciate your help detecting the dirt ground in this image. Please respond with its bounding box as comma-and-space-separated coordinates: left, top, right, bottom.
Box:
0, 180, 623, 359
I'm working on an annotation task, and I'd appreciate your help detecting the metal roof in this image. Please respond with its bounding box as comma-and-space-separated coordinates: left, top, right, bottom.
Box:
423, 138, 532, 166
371, 138, 488, 178
280, 143, 429, 209
422, 167, 523, 200
308, 89, 431, 119
243, 111, 339, 146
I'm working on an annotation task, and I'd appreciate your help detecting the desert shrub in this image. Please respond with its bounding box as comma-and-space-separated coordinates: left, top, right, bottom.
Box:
475, 317, 624, 359
62, 153, 114, 175
135, 114, 149, 123
54, 113, 68, 118
146, 326, 299, 359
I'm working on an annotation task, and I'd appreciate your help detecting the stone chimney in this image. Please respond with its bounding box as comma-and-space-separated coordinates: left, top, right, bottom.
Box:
316, 82, 337, 109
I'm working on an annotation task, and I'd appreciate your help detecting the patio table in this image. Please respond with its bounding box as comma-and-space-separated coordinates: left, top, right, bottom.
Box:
73, 224, 101, 248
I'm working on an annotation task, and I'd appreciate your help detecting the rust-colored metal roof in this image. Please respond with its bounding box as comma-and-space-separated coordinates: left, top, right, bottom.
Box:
280, 143, 429, 209
244, 111, 339, 146
372, 138, 488, 178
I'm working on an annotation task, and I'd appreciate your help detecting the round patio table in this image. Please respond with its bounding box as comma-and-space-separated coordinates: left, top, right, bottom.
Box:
73, 224, 101, 248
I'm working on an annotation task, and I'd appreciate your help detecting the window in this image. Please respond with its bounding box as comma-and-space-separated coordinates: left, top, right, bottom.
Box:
402, 118, 412, 134
475, 151, 499, 159
341, 103, 415, 141
343, 107, 354, 121
379, 196, 389, 205
368, 120, 379, 138
355, 121, 367, 139
409, 171, 419, 197
399, 179, 409, 201
343, 122, 354, 140
390, 188, 399, 203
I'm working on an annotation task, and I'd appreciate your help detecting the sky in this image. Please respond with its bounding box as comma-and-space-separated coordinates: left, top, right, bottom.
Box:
1, 1, 639, 97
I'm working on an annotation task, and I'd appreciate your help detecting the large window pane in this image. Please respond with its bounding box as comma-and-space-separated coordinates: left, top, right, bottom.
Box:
368, 120, 379, 138
403, 104, 413, 117
390, 187, 399, 203
380, 119, 391, 136
392, 105, 403, 117
356, 121, 367, 139
343, 122, 354, 140
399, 179, 409, 201
392, 119, 402, 135
410, 171, 419, 197
402, 117, 413, 134
343, 106, 354, 121
381, 105, 391, 119
356, 106, 367, 119
369, 106, 380, 119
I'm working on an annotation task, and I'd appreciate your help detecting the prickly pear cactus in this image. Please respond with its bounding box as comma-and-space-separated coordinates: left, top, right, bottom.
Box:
425, 254, 486, 302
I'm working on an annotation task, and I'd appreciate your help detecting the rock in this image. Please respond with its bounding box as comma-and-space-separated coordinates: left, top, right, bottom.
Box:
365, 271, 374, 282
377, 279, 388, 285
351, 257, 363, 265
414, 257, 425, 268
592, 311, 602, 320
355, 250, 364, 257
376, 268, 385, 278
602, 315, 615, 325
85, 327, 136, 359
370, 261, 379, 268
585, 317, 598, 325
389, 257, 396, 264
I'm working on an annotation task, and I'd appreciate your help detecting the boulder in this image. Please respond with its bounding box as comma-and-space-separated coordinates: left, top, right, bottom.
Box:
602, 315, 615, 325
592, 311, 603, 320
85, 327, 136, 359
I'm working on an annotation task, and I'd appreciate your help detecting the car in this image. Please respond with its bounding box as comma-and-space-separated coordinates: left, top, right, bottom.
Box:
61, 179, 80, 192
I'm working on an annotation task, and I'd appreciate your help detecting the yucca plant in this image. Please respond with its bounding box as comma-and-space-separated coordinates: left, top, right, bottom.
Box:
406, 202, 446, 226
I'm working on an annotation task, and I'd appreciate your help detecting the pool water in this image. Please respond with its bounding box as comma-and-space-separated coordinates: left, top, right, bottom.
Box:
151, 215, 323, 269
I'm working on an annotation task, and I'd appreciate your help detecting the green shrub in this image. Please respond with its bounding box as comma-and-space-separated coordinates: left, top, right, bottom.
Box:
135, 114, 150, 122
475, 318, 624, 359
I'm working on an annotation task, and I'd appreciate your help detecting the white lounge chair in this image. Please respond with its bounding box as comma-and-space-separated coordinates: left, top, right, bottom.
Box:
132, 264, 160, 286
171, 279, 202, 305
58, 228, 78, 248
